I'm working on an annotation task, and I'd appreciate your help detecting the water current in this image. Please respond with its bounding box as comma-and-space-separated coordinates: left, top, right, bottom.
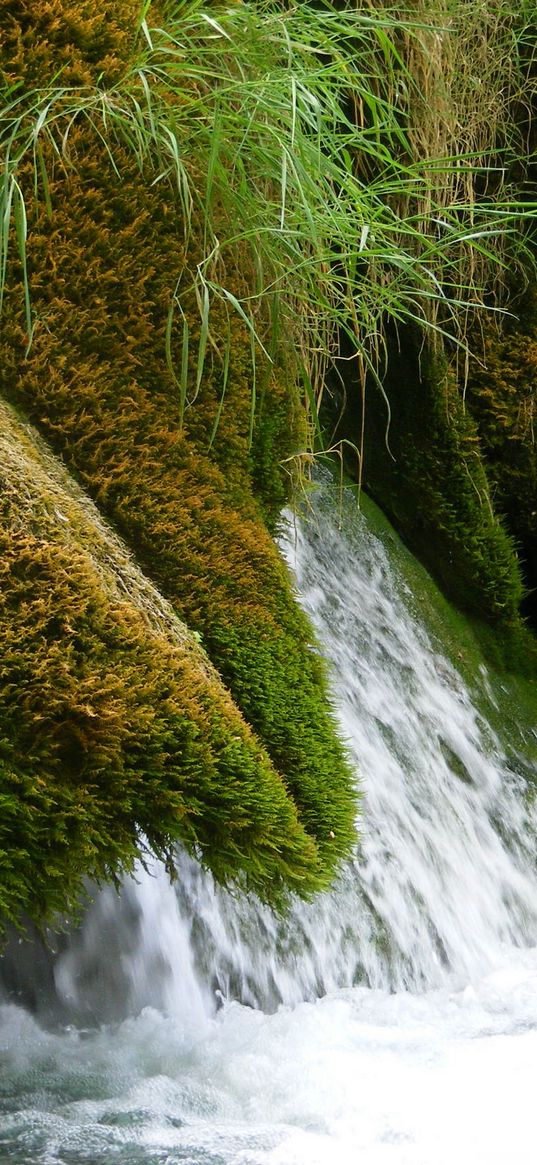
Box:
2, 476, 537, 1164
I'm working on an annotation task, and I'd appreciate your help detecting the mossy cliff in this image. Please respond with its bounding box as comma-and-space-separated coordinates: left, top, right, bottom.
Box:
0, 399, 333, 925
464, 295, 537, 626
0, 0, 357, 927
330, 320, 537, 671
4, 0, 534, 930
322, 0, 537, 670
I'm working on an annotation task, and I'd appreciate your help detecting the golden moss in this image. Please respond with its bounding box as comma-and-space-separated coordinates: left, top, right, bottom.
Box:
2, 0, 141, 87
0, 398, 329, 926
0, 0, 358, 918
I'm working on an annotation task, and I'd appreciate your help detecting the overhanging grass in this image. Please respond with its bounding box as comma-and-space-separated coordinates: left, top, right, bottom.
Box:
1, 0, 535, 459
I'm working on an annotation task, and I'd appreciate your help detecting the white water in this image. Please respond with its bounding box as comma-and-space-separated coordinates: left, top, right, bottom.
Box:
2, 478, 537, 1164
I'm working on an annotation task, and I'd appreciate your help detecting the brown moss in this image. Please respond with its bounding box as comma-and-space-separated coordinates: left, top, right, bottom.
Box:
2, 0, 141, 88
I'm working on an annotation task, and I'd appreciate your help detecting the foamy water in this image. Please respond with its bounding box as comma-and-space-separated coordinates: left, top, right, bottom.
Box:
3, 952, 537, 1165
1, 477, 536, 1164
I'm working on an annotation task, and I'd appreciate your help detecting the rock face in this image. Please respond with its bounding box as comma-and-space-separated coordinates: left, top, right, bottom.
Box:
0, 0, 357, 928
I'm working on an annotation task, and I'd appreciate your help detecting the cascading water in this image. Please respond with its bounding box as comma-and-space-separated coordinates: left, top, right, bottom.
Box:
2, 473, 537, 1164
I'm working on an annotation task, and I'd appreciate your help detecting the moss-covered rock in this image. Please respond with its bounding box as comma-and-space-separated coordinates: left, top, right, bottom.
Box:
464, 292, 537, 624
0, 0, 358, 923
0, 398, 333, 926
329, 327, 526, 636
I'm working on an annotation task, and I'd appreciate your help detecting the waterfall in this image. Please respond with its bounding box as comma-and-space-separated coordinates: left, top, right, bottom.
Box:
2, 474, 537, 1164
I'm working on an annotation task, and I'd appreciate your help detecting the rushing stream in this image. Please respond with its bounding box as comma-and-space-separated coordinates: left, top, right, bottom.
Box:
2, 476, 537, 1164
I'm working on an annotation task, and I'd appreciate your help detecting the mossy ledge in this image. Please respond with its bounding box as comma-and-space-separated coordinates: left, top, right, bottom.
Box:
0, 0, 358, 925
0, 397, 340, 927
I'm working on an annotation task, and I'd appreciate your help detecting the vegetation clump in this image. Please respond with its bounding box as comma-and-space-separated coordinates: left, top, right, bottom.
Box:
327, 0, 537, 650
1, 0, 536, 928
464, 295, 537, 624
0, 119, 357, 880
0, 399, 336, 927
354, 334, 524, 625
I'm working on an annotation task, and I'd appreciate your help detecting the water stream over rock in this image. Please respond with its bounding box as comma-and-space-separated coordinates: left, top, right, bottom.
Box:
2, 475, 537, 1164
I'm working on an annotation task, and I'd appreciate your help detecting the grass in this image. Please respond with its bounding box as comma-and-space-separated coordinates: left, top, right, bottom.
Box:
1, 0, 535, 465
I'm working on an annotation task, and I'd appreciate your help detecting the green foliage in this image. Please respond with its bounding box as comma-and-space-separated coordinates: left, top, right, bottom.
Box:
2, 0, 535, 450
320, 0, 537, 646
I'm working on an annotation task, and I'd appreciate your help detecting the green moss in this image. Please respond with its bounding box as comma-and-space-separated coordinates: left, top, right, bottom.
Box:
0, 0, 358, 923
0, 399, 335, 927
338, 328, 526, 633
